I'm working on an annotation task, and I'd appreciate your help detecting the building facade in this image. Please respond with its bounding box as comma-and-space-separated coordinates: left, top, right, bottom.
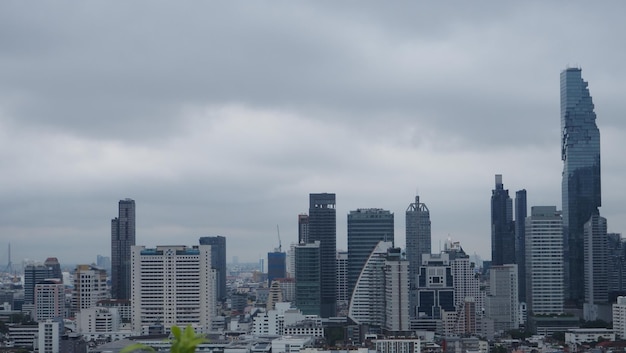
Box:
72, 264, 109, 316
584, 214, 608, 305
268, 251, 287, 286
198, 236, 227, 301
294, 241, 321, 316
384, 247, 410, 334
561, 67, 601, 305
491, 175, 515, 266
34, 280, 65, 322
308, 193, 337, 317
406, 195, 431, 320
131, 245, 215, 333
525, 206, 564, 315
515, 190, 527, 303
485, 264, 519, 333
111, 198, 136, 300
347, 208, 394, 301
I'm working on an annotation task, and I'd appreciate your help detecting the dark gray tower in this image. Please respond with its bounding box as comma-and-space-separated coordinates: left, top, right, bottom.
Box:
491, 175, 515, 266
561, 67, 601, 305
199, 236, 227, 301
405, 195, 431, 319
515, 190, 527, 303
308, 193, 336, 318
111, 198, 135, 300
347, 208, 394, 300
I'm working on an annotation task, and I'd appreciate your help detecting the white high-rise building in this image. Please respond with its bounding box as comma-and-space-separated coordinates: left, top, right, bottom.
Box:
447, 240, 482, 335
613, 296, 626, 339
485, 264, 519, 333
525, 206, 564, 315
384, 248, 410, 334
72, 265, 109, 315
38, 320, 60, 353
131, 245, 215, 333
35, 279, 65, 321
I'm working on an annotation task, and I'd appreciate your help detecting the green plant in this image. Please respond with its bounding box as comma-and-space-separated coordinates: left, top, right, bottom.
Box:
121, 325, 208, 353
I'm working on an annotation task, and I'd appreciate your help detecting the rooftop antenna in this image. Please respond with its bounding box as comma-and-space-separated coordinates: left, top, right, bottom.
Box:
3, 243, 13, 274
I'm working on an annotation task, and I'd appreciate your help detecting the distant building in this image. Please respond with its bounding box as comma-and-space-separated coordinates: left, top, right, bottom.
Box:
199, 236, 227, 301
111, 198, 135, 300
76, 307, 121, 333
268, 251, 287, 286
44, 258, 63, 282
607, 233, 626, 296
298, 214, 309, 244
38, 320, 60, 353
35, 279, 64, 321
406, 195, 431, 320
384, 247, 410, 335
491, 175, 515, 266
24, 262, 52, 305
584, 214, 610, 321
72, 264, 109, 316
336, 251, 349, 304
561, 67, 601, 305
131, 245, 216, 333
515, 190, 527, 303
308, 193, 337, 317
347, 208, 394, 302
294, 241, 321, 316
613, 296, 626, 338
485, 264, 519, 333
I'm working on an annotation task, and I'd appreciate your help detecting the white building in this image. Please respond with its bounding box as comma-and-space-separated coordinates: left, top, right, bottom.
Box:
613, 296, 626, 338
565, 328, 614, 346
38, 320, 60, 353
271, 336, 314, 353
485, 264, 519, 333
72, 264, 109, 315
448, 241, 482, 336
348, 241, 392, 326
77, 307, 121, 333
384, 247, 410, 334
375, 338, 421, 353
35, 279, 65, 321
525, 206, 564, 315
131, 245, 216, 333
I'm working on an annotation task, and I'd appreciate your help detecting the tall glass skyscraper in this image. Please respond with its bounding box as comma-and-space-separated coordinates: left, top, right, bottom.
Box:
491, 175, 515, 266
308, 193, 337, 317
561, 67, 601, 305
515, 190, 527, 303
111, 198, 135, 300
405, 195, 430, 319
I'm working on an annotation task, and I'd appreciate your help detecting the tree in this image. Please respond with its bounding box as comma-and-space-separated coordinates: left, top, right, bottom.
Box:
121, 325, 208, 353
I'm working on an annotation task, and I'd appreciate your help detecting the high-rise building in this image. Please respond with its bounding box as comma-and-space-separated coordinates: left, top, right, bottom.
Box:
613, 296, 626, 339
72, 264, 109, 316
491, 175, 515, 266
199, 236, 227, 301
446, 240, 482, 336
37, 320, 60, 353
525, 206, 564, 315
131, 245, 215, 333
561, 67, 601, 305
348, 241, 392, 327
336, 251, 349, 303
298, 214, 309, 244
294, 241, 321, 316
35, 280, 64, 322
308, 193, 336, 317
415, 253, 455, 331
405, 195, 431, 319
347, 208, 394, 300
515, 190, 527, 303
111, 198, 135, 300
607, 233, 626, 295
267, 251, 287, 286
384, 247, 410, 335
43, 258, 62, 283
485, 264, 519, 332
584, 214, 608, 306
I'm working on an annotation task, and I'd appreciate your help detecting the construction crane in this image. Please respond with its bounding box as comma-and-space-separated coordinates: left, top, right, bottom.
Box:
276, 225, 282, 252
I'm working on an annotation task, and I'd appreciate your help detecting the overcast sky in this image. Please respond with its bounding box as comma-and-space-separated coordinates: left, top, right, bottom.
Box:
1, 2, 625, 268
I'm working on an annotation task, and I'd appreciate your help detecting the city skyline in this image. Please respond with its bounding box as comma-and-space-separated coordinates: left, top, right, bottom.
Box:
1, 2, 626, 265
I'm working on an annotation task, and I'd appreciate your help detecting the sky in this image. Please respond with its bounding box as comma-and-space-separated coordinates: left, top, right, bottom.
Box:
1, 1, 625, 268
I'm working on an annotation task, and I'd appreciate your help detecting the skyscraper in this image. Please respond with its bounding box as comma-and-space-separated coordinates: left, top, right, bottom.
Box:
267, 251, 287, 286
199, 236, 227, 301
298, 214, 309, 244
295, 241, 321, 316
111, 198, 135, 300
491, 175, 515, 266
561, 67, 601, 305
405, 195, 431, 319
347, 208, 394, 300
525, 206, 563, 315
515, 190, 527, 303
308, 193, 336, 317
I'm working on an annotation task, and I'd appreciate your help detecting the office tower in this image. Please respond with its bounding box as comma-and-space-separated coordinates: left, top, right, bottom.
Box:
72, 265, 108, 316
491, 175, 515, 266
308, 193, 336, 317
131, 245, 215, 333
485, 264, 519, 332
607, 233, 626, 295
267, 251, 287, 286
347, 208, 394, 300
384, 247, 410, 334
405, 195, 431, 319
584, 214, 608, 306
24, 263, 52, 305
414, 253, 455, 331
525, 206, 564, 315
561, 67, 601, 305
336, 251, 349, 303
348, 241, 393, 327
43, 258, 62, 282
111, 198, 135, 300
287, 243, 296, 278
515, 190, 527, 303
298, 214, 309, 244
447, 240, 482, 336
199, 236, 227, 301
294, 241, 321, 316
35, 280, 64, 322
